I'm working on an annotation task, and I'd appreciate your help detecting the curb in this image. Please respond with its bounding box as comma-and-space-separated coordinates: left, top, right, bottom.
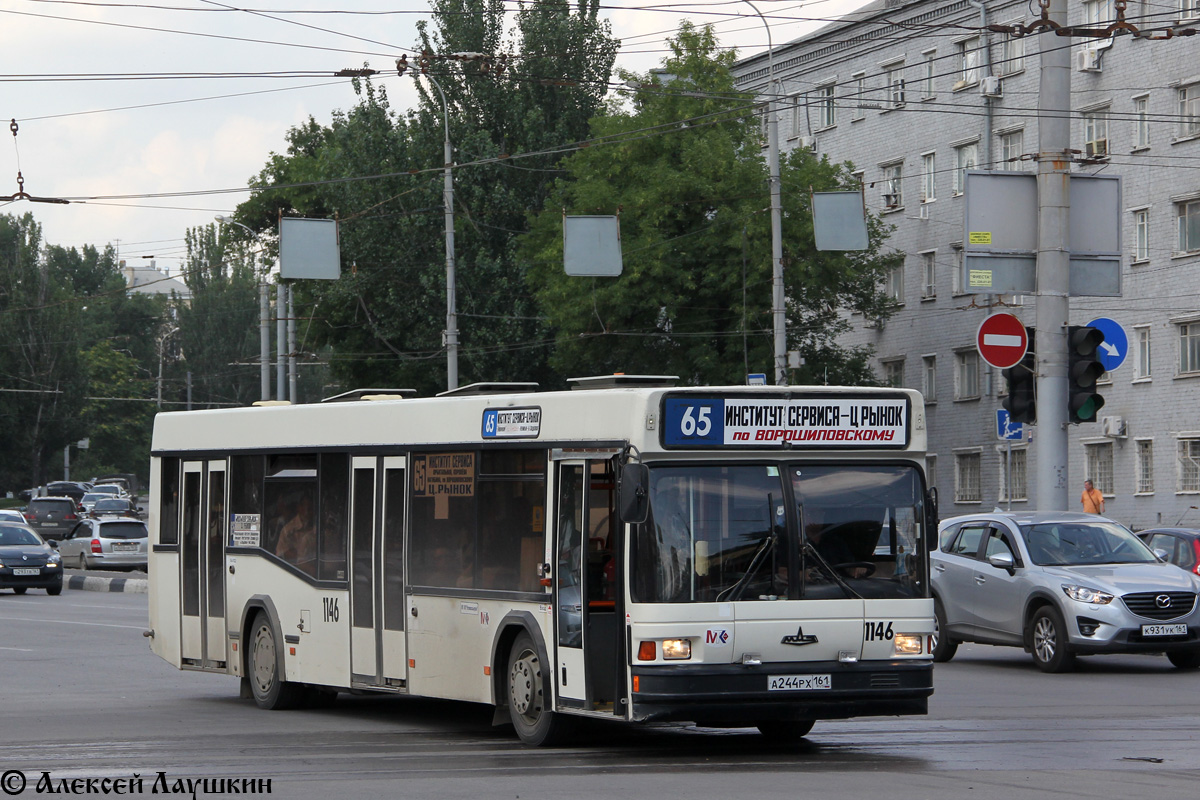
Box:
66, 574, 148, 593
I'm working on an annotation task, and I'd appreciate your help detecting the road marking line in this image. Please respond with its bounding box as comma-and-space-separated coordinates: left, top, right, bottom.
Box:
2, 616, 144, 630
0, 646, 34, 652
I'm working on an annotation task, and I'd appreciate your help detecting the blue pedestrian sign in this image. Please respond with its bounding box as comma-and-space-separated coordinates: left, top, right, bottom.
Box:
1086, 317, 1128, 372
997, 409, 1024, 441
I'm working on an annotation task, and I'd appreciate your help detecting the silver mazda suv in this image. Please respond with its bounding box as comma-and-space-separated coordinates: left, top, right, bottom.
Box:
932, 511, 1200, 672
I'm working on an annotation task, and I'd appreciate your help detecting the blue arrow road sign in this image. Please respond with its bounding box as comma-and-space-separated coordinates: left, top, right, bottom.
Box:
997, 409, 1024, 441
1087, 317, 1128, 372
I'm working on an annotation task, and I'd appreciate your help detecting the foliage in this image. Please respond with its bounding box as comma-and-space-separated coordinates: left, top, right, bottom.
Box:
520, 23, 900, 386
238, 0, 619, 394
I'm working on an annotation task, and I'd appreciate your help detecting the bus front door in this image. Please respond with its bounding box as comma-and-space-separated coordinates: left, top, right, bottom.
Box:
180, 460, 227, 670
554, 460, 620, 713
350, 456, 407, 689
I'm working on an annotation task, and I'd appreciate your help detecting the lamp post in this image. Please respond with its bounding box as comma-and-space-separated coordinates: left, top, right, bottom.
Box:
742, 0, 787, 385
157, 325, 180, 408
412, 71, 458, 391
215, 215, 271, 402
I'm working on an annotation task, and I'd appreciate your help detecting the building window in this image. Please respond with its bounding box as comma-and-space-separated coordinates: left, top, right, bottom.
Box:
1134, 324, 1152, 379
953, 142, 977, 194
1086, 442, 1115, 495
955, 452, 982, 503
882, 161, 903, 209
926, 455, 938, 491
923, 355, 937, 401
1133, 95, 1150, 149
1137, 439, 1155, 494
957, 37, 982, 86
921, 152, 936, 203
921, 251, 937, 298
955, 349, 980, 399
1084, 108, 1110, 158
1000, 129, 1024, 170
1178, 438, 1200, 492
1181, 83, 1200, 138
852, 73, 866, 120
1084, 0, 1115, 28
1000, 448, 1027, 502
1179, 321, 1200, 374
886, 62, 906, 107
885, 263, 904, 303
817, 84, 836, 129
1133, 208, 1150, 262
922, 50, 936, 97
788, 93, 803, 139
1184, 0, 1200, 21
1179, 199, 1200, 253
1000, 32, 1024, 74
882, 359, 904, 387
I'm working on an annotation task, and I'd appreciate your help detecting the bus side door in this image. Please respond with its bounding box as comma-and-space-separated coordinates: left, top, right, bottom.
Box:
349, 456, 407, 689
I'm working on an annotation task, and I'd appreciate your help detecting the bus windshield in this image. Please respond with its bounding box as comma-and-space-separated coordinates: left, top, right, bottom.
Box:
633, 463, 926, 603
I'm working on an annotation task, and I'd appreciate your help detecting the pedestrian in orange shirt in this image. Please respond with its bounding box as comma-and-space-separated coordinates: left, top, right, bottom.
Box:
1081, 479, 1105, 514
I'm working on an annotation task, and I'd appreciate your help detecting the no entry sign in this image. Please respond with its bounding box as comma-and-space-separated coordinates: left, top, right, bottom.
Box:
976, 313, 1028, 369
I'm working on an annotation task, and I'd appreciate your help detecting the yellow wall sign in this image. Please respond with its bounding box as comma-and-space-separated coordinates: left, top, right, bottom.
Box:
969, 269, 994, 287
968, 231, 993, 245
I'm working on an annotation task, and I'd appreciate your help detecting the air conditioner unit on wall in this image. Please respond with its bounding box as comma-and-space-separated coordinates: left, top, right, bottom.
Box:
797, 135, 816, 151
1085, 138, 1109, 158
1101, 415, 1127, 438
980, 75, 1001, 97
1075, 48, 1101, 72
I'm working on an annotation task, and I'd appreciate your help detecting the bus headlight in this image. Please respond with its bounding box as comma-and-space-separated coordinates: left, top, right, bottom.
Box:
893, 634, 923, 655
662, 639, 692, 660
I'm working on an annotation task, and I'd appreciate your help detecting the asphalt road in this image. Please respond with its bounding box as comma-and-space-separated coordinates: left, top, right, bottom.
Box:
2, 588, 1199, 800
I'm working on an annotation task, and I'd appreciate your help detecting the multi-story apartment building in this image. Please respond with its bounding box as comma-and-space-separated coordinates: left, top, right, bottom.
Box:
732, 0, 1200, 529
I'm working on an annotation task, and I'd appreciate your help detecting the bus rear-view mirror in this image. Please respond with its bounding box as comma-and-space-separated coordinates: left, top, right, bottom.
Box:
619, 463, 650, 525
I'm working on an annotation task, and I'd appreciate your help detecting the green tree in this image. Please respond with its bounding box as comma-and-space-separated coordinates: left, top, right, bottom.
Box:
238, 0, 619, 395
0, 214, 90, 488
173, 224, 261, 408
520, 24, 901, 385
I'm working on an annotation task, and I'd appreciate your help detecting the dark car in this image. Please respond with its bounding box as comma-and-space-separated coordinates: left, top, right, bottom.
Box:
0, 523, 64, 595
45, 481, 88, 504
1138, 528, 1200, 576
23, 496, 82, 542
89, 497, 139, 519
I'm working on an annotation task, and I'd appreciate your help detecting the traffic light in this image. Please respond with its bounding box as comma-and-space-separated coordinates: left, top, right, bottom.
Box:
1002, 327, 1036, 424
1067, 325, 1106, 423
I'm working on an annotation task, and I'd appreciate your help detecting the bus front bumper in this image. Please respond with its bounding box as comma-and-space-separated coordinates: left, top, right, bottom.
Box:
629, 659, 933, 724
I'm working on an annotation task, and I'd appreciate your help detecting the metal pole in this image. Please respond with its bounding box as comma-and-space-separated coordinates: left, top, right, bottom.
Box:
260, 283, 270, 401
63, 445, 70, 482
743, 1, 787, 386
1035, 0, 1071, 511
276, 283, 286, 400
216, 216, 272, 402
288, 285, 297, 403
419, 74, 458, 391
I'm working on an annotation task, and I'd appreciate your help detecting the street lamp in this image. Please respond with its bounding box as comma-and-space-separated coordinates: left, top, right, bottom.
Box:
742, 0, 787, 385
215, 215, 272, 402
407, 70, 458, 391
157, 325, 180, 408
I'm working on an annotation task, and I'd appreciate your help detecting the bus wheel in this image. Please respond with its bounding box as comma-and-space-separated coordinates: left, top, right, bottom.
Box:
756, 719, 815, 742
506, 632, 570, 746
248, 612, 303, 710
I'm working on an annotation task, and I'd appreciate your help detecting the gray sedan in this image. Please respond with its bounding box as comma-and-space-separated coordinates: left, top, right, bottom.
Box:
57, 518, 148, 571
933, 511, 1200, 672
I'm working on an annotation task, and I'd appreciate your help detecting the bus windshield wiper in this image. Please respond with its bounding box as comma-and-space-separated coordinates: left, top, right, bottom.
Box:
802, 540, 862, 600
717, 532, 775, 602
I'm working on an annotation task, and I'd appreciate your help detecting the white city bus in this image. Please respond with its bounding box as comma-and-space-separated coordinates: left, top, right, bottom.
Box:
147, 377, 936, 745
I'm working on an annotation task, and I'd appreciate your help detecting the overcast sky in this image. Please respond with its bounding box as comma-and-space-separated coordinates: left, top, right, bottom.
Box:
2, 0, 865, 272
